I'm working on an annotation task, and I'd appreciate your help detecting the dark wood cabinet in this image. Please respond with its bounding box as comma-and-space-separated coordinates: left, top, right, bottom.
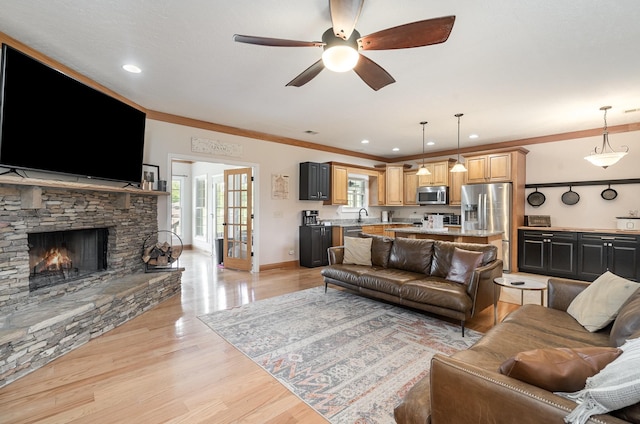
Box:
577, 233, 639, 282
299, 225, 332, 267
518, 230, 577, 278
299, 162, 330, 200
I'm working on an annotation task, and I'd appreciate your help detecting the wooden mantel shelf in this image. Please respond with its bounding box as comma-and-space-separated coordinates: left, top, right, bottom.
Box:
0, 175, 169, 196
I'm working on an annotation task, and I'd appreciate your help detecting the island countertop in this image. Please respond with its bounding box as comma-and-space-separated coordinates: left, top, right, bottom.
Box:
391, 227, 503, 237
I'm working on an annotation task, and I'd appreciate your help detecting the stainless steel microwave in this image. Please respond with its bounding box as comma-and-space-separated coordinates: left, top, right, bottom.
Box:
417, 186, 448, 205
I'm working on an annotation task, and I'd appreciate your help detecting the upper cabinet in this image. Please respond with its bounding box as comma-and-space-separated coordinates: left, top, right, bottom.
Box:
384, 165, 404, 206
464, 152, 512, 183
448, 169, 467, 206
417, 159, 455, 187
327, 164, 348, 205
299, 162, 330, 200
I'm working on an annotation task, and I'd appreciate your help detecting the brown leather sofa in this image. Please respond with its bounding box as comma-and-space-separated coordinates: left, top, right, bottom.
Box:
320, 235, 503, 336
394, 277, 640, 424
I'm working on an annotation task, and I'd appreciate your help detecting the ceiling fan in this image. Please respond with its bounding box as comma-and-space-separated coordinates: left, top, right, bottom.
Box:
233, 0, 455, 91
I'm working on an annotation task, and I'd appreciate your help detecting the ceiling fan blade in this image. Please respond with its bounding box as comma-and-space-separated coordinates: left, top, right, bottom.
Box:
233, 34, 323, 47
329, 0, 364, 40
353, 55, 395, 91
357, 15, 456, 50
286, 59, 325, 87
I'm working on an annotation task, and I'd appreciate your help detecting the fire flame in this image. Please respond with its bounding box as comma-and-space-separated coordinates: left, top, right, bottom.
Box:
39, 247, 73, 272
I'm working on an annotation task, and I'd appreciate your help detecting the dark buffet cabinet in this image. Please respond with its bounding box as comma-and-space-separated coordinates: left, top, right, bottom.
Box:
577, 233, 640, 282
518, 229, 640, 281
299, 162, 330, 201
518, 230, 578, 278
299, 225, 332, 268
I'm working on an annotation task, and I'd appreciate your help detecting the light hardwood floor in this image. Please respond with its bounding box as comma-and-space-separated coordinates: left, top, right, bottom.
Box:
0, 250, 519, 423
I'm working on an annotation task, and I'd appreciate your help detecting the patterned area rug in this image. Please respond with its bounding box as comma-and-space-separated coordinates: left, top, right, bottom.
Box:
198, 287, 482, 424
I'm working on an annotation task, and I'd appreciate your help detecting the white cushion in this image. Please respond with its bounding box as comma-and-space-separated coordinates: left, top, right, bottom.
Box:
567, 271, 639, 332
557, 337, 640, 424
343, 237, 372, 266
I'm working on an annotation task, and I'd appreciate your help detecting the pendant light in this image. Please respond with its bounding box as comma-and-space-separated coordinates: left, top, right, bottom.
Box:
416, 121, 431, 176
450, 113, 467, 173
584, 106, 629, 169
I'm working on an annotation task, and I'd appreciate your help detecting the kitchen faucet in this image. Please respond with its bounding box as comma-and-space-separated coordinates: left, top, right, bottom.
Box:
357, 208, 368, 223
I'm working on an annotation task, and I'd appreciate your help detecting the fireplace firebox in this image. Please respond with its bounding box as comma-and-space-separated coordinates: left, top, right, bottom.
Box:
28, 228, 108, 291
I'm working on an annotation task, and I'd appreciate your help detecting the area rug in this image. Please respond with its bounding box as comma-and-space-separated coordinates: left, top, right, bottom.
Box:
198, 287, 482, 424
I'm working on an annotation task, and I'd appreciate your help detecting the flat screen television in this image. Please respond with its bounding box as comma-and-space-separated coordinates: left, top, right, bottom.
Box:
0, 44, 146, 186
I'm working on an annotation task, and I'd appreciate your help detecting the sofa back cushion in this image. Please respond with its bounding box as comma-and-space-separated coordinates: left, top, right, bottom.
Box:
610, 287, 640, 347
388, 238, 433, 274
446, 247, 485, 285
431, 241, 497, 278
361, 234, 394, 268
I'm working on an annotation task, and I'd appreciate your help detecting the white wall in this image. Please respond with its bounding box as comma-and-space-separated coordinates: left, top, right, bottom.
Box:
144, 119, 639, 267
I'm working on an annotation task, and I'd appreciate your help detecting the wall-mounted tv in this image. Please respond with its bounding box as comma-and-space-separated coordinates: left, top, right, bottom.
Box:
0, 44, 146, 186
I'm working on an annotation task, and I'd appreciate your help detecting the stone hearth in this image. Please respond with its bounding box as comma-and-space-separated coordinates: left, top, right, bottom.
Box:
0, 176, 182, 387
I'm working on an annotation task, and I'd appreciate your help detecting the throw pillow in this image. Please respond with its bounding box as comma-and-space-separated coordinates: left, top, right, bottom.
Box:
343, 236, 372, 266
567, 271, 638, 332
610, 286, 640, 347
445, 247, 484, 285
557, 337, 640, 424
498, 347, 622, 392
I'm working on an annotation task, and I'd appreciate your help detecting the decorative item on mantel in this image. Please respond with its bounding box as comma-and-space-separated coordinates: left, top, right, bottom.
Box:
584, 106, 629, 168
416, 121, 431, 176
141, 231, 183, 272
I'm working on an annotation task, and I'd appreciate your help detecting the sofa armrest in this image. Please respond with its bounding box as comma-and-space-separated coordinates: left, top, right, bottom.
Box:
327, 246, 344, 265
548, 277, 589, 312
430, 353, 627, 424
468, 259, 503, 316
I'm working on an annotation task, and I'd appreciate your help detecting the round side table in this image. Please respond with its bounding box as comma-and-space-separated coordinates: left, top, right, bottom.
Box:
493, 276, 547, 324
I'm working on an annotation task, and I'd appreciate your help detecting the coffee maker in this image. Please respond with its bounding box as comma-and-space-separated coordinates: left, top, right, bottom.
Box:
301, 210, 319, 226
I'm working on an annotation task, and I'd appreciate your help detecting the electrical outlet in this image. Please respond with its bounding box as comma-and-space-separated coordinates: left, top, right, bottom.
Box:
289, 249, 294, 255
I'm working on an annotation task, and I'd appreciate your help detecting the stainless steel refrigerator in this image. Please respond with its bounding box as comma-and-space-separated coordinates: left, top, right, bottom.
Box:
461, 183, 512, 271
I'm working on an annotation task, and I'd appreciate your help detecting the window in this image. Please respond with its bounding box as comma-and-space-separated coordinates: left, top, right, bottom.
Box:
347, 175, 368, 209
194, 176, 207, 239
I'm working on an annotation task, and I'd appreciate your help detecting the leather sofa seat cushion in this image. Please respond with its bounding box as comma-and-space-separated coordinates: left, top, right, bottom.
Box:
363, 234, 394, 268
388, 238, 433, 274
358, 269, 423, 296
498, 346, 622, 392
321, 264, 376, 285
610, 287, 640, 347
503, 304, 611, 346
401, 278, 472, 312
430, 241, 497, 278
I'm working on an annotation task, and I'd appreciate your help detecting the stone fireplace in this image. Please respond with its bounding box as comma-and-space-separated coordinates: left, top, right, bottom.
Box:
0, 177, 182, 387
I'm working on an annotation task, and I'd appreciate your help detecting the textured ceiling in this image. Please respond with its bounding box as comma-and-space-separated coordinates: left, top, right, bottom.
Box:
1, 0, 639, 161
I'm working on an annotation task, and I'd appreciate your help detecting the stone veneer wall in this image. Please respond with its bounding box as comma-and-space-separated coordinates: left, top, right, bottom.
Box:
0, 183, 158, 310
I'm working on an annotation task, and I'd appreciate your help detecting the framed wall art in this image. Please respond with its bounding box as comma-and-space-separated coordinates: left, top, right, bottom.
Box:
141, 164, 159, 190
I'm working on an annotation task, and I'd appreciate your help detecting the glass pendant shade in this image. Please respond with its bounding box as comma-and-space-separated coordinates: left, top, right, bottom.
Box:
416, 166, 431, 176
450, 162, 467, 173
584, 106, 629, 169
450, 113, 467, 173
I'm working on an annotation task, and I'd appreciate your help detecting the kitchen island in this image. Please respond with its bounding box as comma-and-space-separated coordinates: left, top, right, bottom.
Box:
389, 226, 504, 262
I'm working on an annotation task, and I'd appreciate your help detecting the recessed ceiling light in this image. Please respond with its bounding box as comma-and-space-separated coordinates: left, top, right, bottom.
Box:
392, 147, 400, 152
469, 134, 479, 139
122, 64, 142, 73
361, 139, 369, 144
427, 141, 435, 146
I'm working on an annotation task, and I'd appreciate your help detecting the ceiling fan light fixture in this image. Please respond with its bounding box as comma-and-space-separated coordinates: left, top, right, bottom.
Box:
450, 113, 467, 173
321, 28, 360, 72
584, 106, 629, 169
322, 46, 359, 72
